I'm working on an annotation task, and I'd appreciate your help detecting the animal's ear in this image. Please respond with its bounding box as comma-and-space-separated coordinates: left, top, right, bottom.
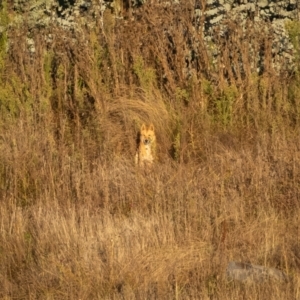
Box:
149, 123, 154, 131
141, 124, 146, 131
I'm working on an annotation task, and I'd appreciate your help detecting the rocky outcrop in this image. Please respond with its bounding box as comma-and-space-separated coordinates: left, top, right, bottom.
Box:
195, 0, 299, 74
3, 1, 300, 75
198, 0, 298, 28
12, 0, 105, 29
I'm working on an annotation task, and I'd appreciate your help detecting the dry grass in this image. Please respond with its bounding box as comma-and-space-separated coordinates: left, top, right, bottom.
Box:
0, 2, 300, 299
0, 113, 299, 298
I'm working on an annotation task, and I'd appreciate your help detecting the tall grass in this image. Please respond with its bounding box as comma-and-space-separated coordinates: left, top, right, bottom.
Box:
0, 2, 300, 298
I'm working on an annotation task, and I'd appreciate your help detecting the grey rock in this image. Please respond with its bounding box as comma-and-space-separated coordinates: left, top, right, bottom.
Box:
206, 7, 223, 17
257, 0, 269, 8
226, 261, 288, 283
223, 3, 231, 11
209, 14, 224, 24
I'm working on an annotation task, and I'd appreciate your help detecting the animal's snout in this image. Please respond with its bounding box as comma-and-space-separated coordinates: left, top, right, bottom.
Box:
143, 139, 150, 145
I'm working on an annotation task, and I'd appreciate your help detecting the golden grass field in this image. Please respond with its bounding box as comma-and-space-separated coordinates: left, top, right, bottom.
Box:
0, 2, 300, 299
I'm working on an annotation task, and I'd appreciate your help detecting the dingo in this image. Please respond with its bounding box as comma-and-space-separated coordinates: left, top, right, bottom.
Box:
135, 123, 156, 167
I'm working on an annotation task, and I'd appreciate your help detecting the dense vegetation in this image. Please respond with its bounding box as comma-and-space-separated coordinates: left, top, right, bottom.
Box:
0, 2, 300, 298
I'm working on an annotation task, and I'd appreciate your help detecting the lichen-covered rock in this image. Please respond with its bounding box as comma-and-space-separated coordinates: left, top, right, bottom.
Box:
3, 0, 300, 74
195, 0, 298, 74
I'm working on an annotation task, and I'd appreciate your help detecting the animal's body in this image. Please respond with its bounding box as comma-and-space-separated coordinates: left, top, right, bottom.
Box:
135, 124, 156, 167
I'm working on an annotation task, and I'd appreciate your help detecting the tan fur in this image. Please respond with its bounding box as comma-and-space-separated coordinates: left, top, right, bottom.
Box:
135, 123, 156, 167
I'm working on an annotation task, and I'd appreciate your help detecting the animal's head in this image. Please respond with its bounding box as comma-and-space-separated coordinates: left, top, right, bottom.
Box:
140, 124, 156, 145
